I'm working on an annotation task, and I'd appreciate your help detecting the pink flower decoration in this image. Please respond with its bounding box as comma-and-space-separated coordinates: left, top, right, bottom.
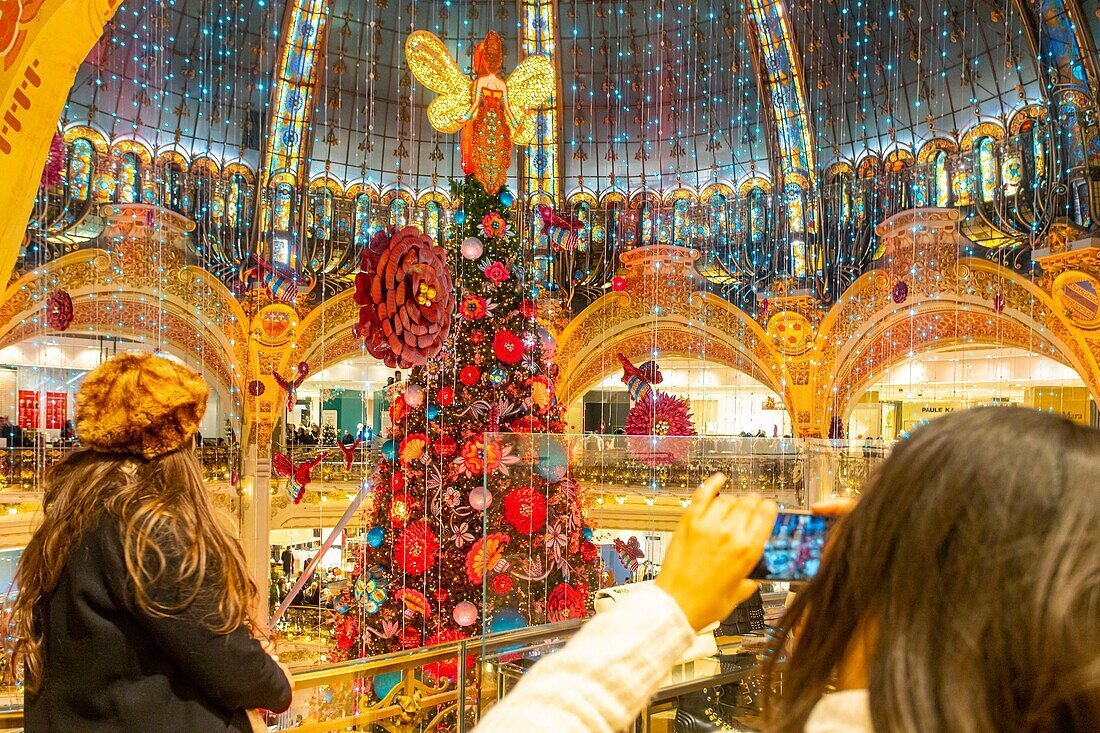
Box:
483, 261, 510, 284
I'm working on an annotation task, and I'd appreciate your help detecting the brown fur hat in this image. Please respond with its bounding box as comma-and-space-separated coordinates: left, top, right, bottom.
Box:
76, 353, 209, 459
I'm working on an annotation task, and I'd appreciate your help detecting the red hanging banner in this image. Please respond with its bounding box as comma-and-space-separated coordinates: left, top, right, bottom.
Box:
46, 392, 67, 430
17, 390, 39, 429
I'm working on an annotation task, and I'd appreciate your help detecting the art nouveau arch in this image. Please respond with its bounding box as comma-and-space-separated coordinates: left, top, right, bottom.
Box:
0, 249, 246, 400
811, 209, 1100, 432
557, 245, 791, 421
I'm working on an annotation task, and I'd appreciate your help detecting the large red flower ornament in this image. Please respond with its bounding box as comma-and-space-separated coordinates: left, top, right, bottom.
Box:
46, 289, 74, 332
492, 330, 525, 364
546, 582, 586, 622
393, 520, 440, 576
353, 226, 454, 369
503, 486, 548, 534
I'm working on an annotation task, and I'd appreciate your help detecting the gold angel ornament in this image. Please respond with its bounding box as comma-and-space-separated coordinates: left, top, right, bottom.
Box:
405, 30, 555, 195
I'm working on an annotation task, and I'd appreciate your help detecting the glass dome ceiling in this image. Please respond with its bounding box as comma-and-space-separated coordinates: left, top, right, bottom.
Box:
57, 0, 1066, 198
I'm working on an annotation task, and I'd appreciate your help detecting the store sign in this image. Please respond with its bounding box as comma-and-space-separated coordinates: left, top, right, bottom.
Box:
45, 392, 67, 430
17, 390, 39, 429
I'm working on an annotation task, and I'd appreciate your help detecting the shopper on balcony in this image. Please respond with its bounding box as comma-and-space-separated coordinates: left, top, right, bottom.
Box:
12, 354, 292, 732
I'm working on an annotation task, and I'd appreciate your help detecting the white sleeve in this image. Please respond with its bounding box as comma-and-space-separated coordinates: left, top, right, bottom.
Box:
473, 584, 696, 733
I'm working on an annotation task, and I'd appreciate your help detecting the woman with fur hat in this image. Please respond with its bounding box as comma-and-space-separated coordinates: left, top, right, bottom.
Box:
12, 353, 292, 731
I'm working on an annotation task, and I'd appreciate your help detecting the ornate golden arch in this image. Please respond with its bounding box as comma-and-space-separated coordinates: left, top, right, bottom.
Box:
0, 249, 247, 398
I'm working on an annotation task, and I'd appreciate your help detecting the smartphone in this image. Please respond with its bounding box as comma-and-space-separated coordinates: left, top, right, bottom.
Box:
748, 512, 835, 582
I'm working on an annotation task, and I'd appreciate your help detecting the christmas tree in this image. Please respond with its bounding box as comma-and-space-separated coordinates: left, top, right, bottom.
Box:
331, 176, 599, 672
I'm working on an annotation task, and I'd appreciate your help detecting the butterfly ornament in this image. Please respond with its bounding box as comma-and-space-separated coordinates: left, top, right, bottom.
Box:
273, 361, 309, 412
273, 451, 328, 503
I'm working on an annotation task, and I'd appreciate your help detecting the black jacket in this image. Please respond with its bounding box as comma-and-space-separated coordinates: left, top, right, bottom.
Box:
25, 516, 292, 731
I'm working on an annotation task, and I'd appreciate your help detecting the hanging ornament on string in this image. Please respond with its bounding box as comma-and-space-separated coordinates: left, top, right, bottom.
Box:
272, 451, 328, 504
535, 204, 584, 251
45, 289, 74, 331
892, 280, 909, 304
273, 361, 310, 412
352, 227, 454, 369
460, 236, 484, 260
336, 437, 362, 471
253, 255, 306, 305
993, 292, 1005, 313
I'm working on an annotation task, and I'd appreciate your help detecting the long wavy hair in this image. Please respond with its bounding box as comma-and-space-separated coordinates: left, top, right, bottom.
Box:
764, 406, 1100, 732
12, 446, 257, 693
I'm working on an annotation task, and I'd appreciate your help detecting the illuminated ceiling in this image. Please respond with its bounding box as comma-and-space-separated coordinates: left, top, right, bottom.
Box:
57, 0, 1093, 196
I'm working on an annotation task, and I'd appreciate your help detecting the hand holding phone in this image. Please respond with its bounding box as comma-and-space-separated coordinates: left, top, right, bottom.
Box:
748, 512, 836, 582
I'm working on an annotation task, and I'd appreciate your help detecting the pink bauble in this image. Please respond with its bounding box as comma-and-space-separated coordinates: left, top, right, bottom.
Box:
461, 237, 484, 260
404, 384, 424, 408
453, 601, 478, 627
469, 487, 493, 512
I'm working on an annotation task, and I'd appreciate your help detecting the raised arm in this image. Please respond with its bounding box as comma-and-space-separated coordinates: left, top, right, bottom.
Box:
474, 475, 777, 733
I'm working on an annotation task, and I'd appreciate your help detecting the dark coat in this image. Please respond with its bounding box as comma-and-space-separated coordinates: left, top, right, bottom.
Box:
25, 516, 292, 731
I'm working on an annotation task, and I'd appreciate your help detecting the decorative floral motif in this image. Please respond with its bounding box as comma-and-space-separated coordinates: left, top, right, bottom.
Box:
459, 365, 481, 386
45, 289, 74, 331
353, 566, 389, 614
465, 533, 510, 584
483, 261, 510, 284
393, 520, 440, 576
398, 433, 429, 464
491, 574, 514, 595
479, 212, 511, 239
353, 226, 454, 368
460, 293, 489, 320
492, 329, 525, 364
456, 437, 519, 478
546, 582, 586, 622
625, 392, 696, 438
503, 486, 548, 534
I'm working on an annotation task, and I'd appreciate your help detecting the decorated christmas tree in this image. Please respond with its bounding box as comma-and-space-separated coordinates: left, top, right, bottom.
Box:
331, 176, 599, 671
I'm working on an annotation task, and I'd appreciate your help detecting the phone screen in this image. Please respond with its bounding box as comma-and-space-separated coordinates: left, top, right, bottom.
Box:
748, 512, 834, 582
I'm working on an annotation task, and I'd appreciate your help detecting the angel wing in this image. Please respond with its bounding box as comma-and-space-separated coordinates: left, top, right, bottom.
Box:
405, 30, 472, 134
505, 54, 555, 146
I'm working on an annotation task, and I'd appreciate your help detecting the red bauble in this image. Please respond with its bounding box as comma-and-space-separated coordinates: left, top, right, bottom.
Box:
546, 582, 586, 622
580, 541, 598, 563
433, 435, 458, 458
434, 588, 450, 604
393, 520, 440, 576
611, 276, 627, 292
437, 386, 455, 406
492, 330, 525, 365
491, 574, 514, 595
502, 486, 548, 534
517, 299, 537, 318
389, 471, 406, 491
460, 365, 480, 386
892, 280, 909, 304
399, 626, 423, 649
423, 629, 473, 682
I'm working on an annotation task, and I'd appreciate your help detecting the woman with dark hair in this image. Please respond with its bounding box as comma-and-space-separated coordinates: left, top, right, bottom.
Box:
473, 407, 1100, 732
13, 354, 292, 731
764, 405, 1100, 732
